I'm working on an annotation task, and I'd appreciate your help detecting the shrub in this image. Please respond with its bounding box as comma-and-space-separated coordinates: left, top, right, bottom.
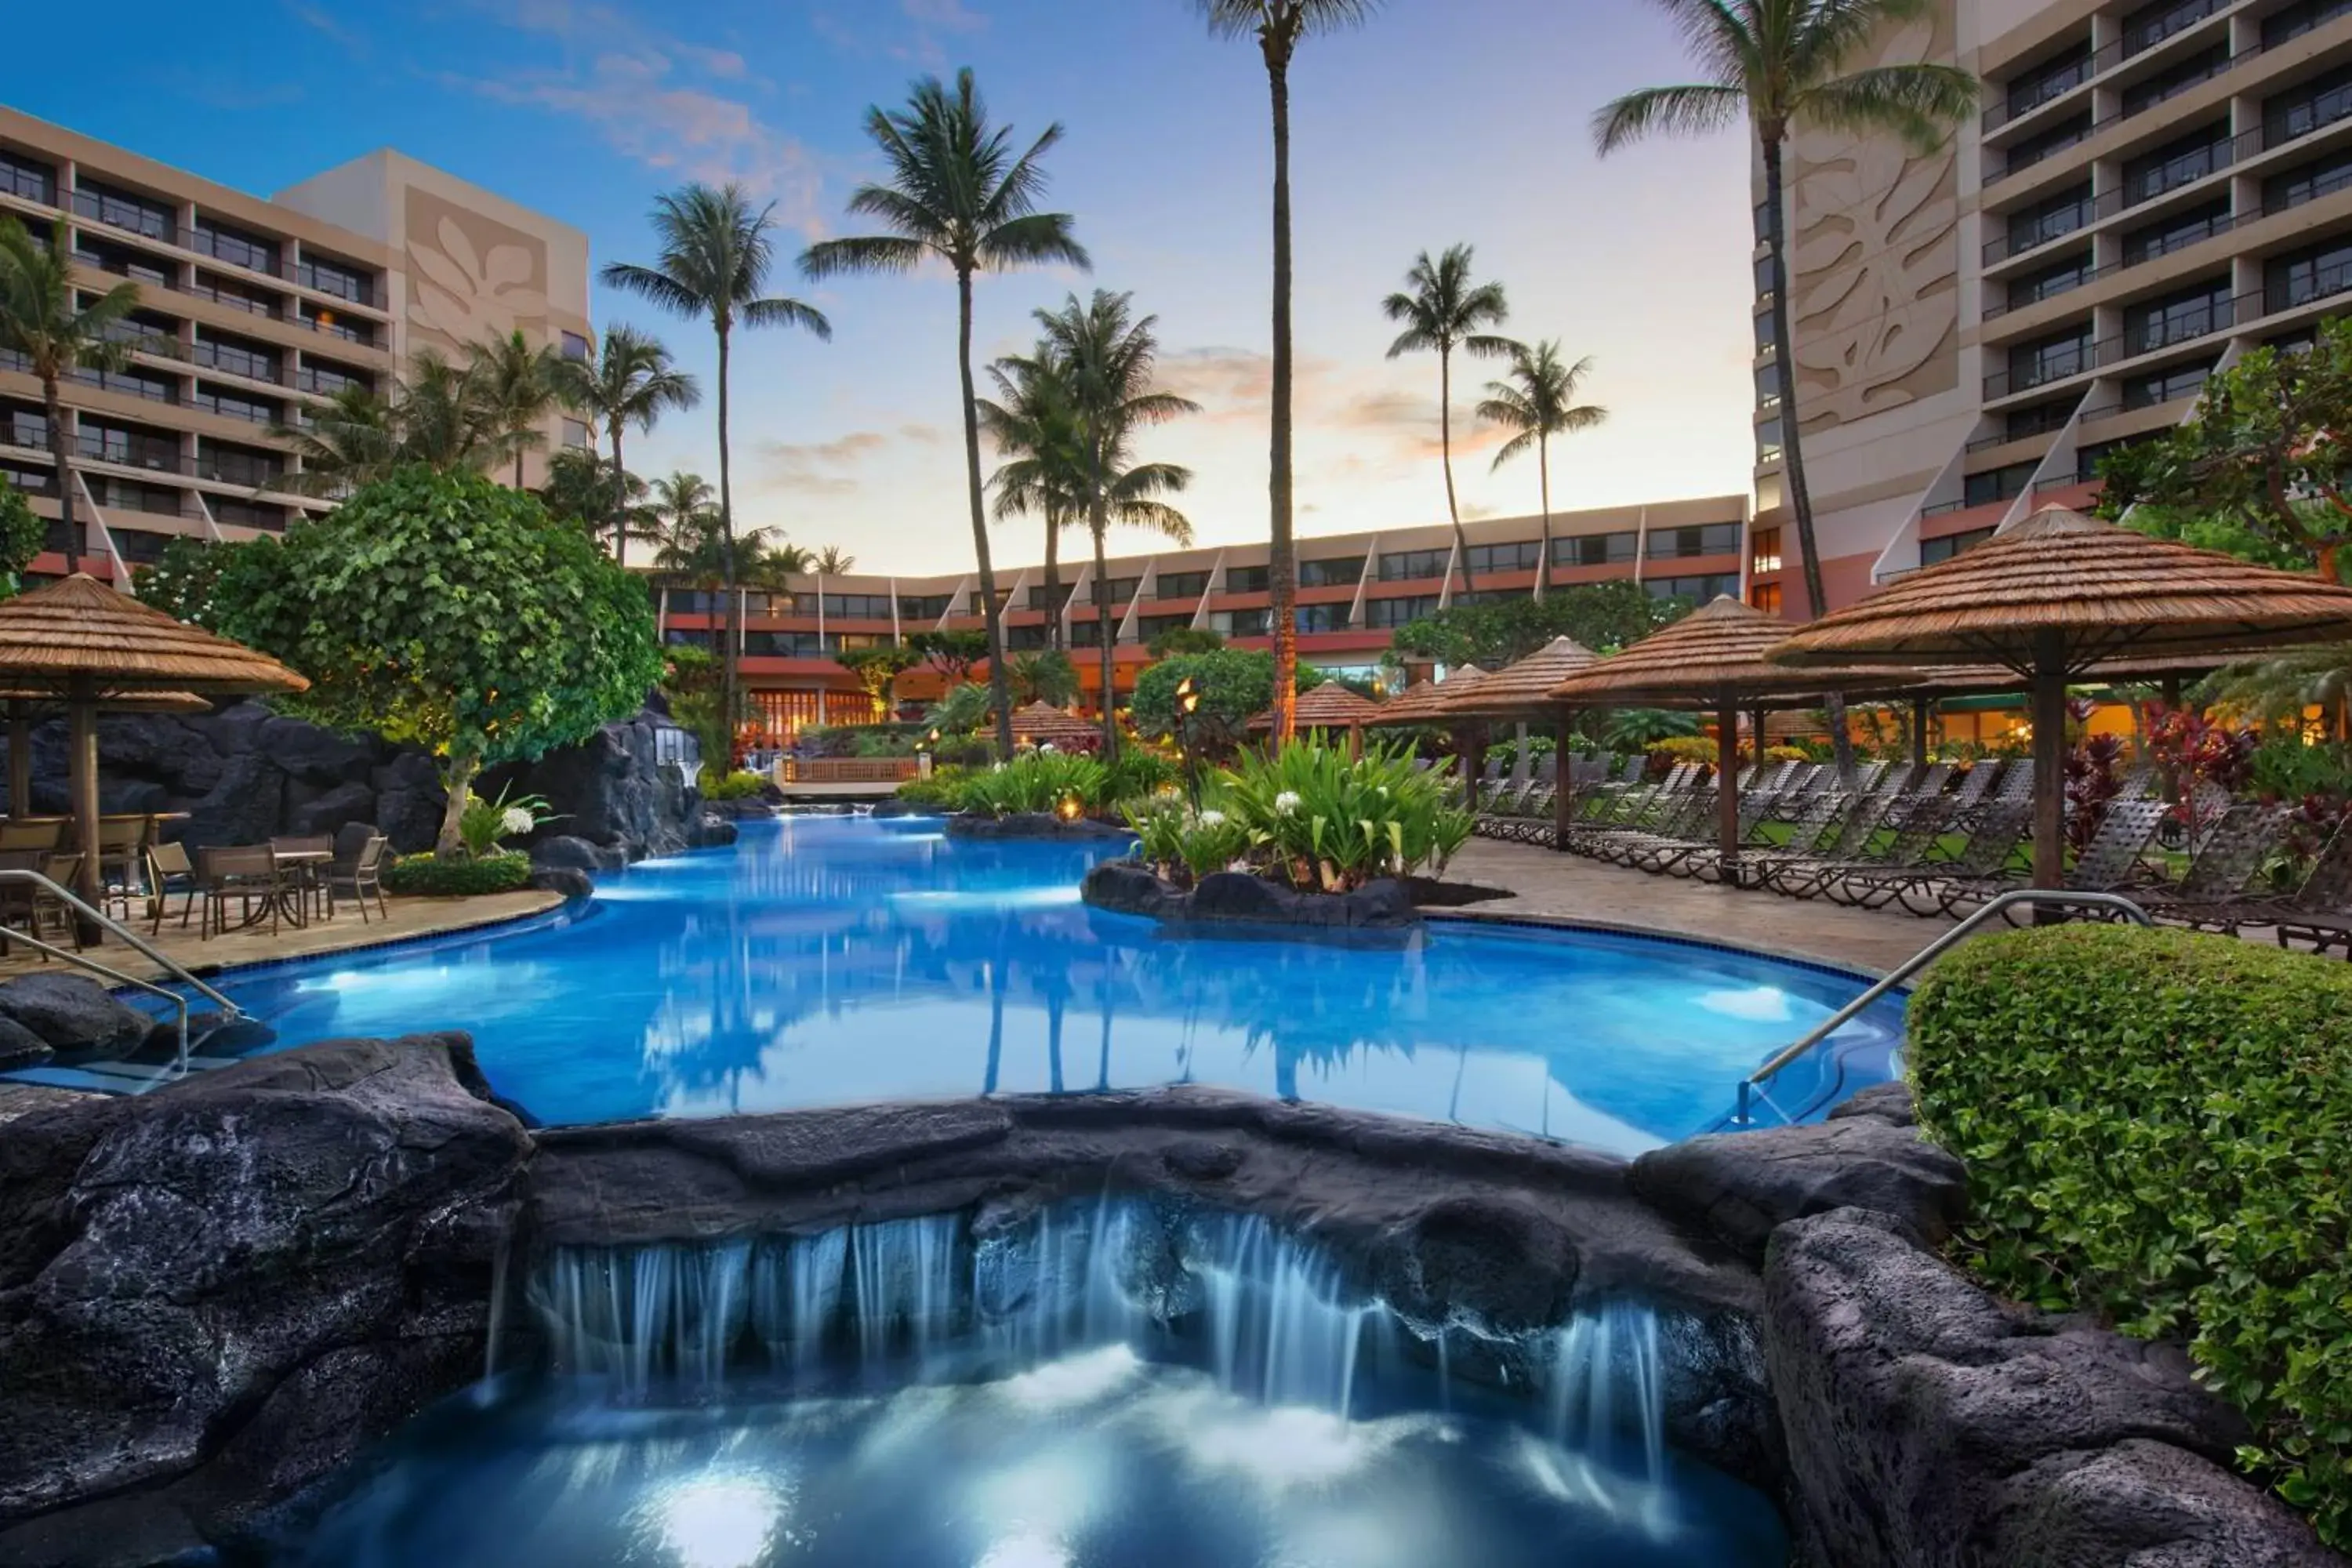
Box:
959, 750, 1109, 816
1123, 793, 1251, 883
893, 765, 971, 808
699, 768, 771, 801
381, 851, 533, 897
1104, 746, 1179, 804
1648, 735, 1722, 768
1218, 740, 1474, 890
456, 785, 554, 858
1908, 925, 2352, 1544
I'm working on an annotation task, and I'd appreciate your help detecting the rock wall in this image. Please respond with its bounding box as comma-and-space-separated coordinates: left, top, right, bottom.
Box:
3, 699, 701, 861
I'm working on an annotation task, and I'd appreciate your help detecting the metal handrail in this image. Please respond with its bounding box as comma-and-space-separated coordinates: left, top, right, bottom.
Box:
0, 922, 195, 1073
0, 869, 243, 1048
1731, 887, 2153, 1126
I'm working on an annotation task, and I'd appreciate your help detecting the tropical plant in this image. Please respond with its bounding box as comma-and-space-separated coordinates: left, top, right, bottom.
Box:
1123, 794, 1254, 884
1594, 0, 1976, 774
2201, 644, 2352, 738
267, 382, 403, 497
456, 782, 556, 859
1026, 290, 1200, 754
1602, 707, 1702, 749
814, 545, 855, 574
605, 183, 832, 744
468, 328, 575, 488
979, 348, 1085, 649
0, 214, 143, 574
837, 644, 920, 710
924, 679, 995, 738
0, 483, 44, 596
698, 768, 772, 800
1146, 624, 1226, 659
1218, 740, 1474, 890
560, 324, 699, 568
380, 850, 533, 897
539, 448, 648, 539
1381, 245, 1511, 592
802, 69, 1088, 760
2143, 702, 2259, 843
204, 466, 662, 855
1197, 0, 1378, 742
908, 627, 993, 685
959, 750, 1111, 815
660, 641, 727, 767
1103, 743, 1179, 803
1477, 340, 1607, 599
1007, 648, 1081, 706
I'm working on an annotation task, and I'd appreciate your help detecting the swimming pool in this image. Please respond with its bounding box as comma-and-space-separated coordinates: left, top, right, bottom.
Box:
55, 816, 1903, 1153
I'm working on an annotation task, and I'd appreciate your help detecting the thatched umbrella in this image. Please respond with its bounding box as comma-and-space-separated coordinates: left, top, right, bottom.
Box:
1248, 679, 1384, 758
1771, 506, 2352, 888
1427, 637, 1602, 838
1365, 664, 1494, 803
0, 575, 306, 920
1550, 597, 1917, 882
1009, 701, 1098, 748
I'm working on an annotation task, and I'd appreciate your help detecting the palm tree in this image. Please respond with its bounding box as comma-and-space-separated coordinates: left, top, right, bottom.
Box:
1196, 0, 1377, 742
561, 325, 699, 568
979, 350, 1087, 650
397, 348, 507, 472
1477, 340, 1608, 601
270, 382, 401, 497
468, 329, 573, 489
814, 545, 855, 575
1031, 291, 1200, 754
1594, 0, 1975, 770
802, 70, 1088, 760
0, 216, 142, 575
1381, 245, 1512, 594
606, 184, 833, 760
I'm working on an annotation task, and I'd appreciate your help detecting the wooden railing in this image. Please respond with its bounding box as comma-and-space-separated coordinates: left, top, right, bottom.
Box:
778, 757, 919, 785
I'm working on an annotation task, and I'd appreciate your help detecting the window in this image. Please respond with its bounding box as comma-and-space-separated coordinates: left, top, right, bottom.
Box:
2079, 436, 2156, 477
1964, 461, 2037, 507
741, 630, 826, 657
1212, 607, 1271, 636
73, 236, 169, 287
2002, 402, 2075, 442
1025, 583, 1072, 612
2122, 122, 2230, 205
1751, 527, 1783, 575
742, 591, 796, 615
1748, 581, 1783, 615
1222, 564, 1269, 593
1377, 547, 1450, 581
562, 418, 591, 450
2122, 198, 2230, 264
1645, 573, 1739, 603
1152, 570, 1209, 600
833, 632, 884, 652
1002, 623, 1050, 651
666, 590, 724, 615
78, 363, 179, 403
198, 443, 284, 487
1758, 415, 1785, 462
1464, 541, 1541, 575
897, 593, 952, 622
2004, 42, 2092, 119
296, 255, 374, 306
194, 334, 280, 383
2264, 0, 2352, 50
193, 383, 280, 424
1652, 522, 1742, 559
1552, 531, 1639, 567
1, 462, 51, 495
2265, 65, 2352, 149
2267, 147, 2352, 213
74, 181, 174, 241
1755, 360, 1782, 408
1364, 594, 1440, 628
1137, 612, 1197, 641
2005, 254, 2092, 314
561, 331, 591, 362
1921, 527, 1996, 566
1754, 313, 1776, 352
2005, 324, 2094, 394
300, 303, 372, 346
821, 593, 893, 619
296, 361, 372, 397
1069, 618, 1112, 648
89, 477, 186, 517
2125, 275, 2230, 354
2266, 234, 2352, 312
1088, 575, 1139, 605
1294, 602, 1350, 633
78, 421, 180, 472
1449, 590, 1515, 608
2005, 182, 2096, 256
1298, 555, 1365, 586
1753, 250, 1778, 298
0, 150, 56, 206
2122, 0, 2221, 55
2121, 45, 2228, 119
211, 496, 286, 532
192, 220, 279, 276
191, 271, 282, 320
1753, 198, 1774, 241
2002, 112, 2094, 175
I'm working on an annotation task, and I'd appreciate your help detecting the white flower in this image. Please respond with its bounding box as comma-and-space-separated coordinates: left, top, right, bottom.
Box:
500, 807, 536, 837
1274, 790, 1301, 815
1197, 809, 1227, 827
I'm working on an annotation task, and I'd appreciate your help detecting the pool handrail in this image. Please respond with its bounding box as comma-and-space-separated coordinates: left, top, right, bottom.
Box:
1732, 887, 2151, 1127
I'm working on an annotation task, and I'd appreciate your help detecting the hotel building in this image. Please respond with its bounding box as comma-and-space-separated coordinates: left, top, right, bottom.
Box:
0, 107, 594, 581
655, 498, 1755, 743
1756, 0, 2352, 610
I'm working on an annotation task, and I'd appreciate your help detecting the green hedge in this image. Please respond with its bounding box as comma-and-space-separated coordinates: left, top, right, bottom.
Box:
699, 768, 771, 801
380, 851, 533, 897
1909, 925, 2352, 1544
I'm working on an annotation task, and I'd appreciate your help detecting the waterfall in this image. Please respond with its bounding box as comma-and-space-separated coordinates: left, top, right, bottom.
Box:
524, 1199, 1672, 1481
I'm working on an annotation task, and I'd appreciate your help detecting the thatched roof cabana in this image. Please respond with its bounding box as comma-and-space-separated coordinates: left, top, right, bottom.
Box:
1367, 663, 1490, 725
1248, 680, 1383, 757
1008, 701, 1098, 746
1431, 637, 1601, 720
1772, 507, 2352, 888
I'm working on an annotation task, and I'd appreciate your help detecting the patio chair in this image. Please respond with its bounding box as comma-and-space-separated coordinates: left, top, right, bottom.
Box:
197, 844, 288, 940
1942, 798, 2171, 921
1588, 771, 1712, 866
146, 840, 198, 933
325, 834, 390, 924
1841, 800, 2031, 916
2140, 803, 2296, 932
95, 816, 149, 922
0, 848, 78, 957
0, 818, 60, 852
1564, 764, 1692, 851
270, 835, 336, 923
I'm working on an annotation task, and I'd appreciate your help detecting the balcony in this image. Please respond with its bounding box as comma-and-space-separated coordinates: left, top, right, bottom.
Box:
1982, 0, 2229, 134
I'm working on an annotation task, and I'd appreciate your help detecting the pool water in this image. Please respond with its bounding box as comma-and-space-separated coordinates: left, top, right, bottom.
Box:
78, 816, 1900, 1152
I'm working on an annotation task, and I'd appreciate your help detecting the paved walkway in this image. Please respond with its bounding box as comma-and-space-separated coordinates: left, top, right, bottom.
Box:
1444, 838, 1955, 975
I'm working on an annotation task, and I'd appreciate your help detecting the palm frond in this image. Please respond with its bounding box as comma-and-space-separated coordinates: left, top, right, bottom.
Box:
978, 212, 1090, 273
601, 261, 710, 318
799, 235, 928, 279
1798, 64, 1982, 151
742, 296, 833, 338
1462, 332, 1517, 360
1590, 82, 1744, 154
1486, 428, 1540, 470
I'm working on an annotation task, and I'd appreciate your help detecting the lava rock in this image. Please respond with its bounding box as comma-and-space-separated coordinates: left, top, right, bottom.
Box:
1762, 1207, 2332, 1566
531, 834, 622, 873
0, 973, 154, 1054
1107, 871, 1421, 930
372, 788, 445, 855
183, 752, 288, 850
1628, 1114, 1967, 1263
485, 705, 697, 864
869, 798, 938, 818
0, 1034, 529, 1523
1375, 1194, 1579, 1337
701, 797, 777, 820
0, 1014, 53, 1070
256, 716, 376, 786
1079, 861, 1176, 920
288, 779, 378, 839
1825, 1080, 1918, 1127
945, 811, 1131, 841
527, 866, 595, 900
687, 813, 739, 848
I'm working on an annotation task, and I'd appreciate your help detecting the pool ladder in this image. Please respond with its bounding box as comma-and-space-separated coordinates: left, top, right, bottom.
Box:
1732, 888, 2151, 1127
0, 869, 246, 1076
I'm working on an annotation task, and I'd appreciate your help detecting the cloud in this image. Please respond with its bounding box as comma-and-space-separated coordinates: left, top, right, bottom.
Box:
812, 0, 985, 69
288, 1, 369, 57
755, 427, 923, 498
899, 423, 944, 445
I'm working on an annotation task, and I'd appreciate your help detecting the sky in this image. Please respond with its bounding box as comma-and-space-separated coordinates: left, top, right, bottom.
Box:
7, 0, 1762, 575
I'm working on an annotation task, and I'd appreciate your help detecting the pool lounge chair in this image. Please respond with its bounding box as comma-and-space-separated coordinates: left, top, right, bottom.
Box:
1940, 798, 2171, 922
2136, 803, 2296, 932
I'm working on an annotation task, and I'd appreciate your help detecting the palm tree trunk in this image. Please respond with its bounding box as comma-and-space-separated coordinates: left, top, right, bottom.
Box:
1044, 517, 1062, 651
1094, 512, 1117, 759
960, 267, 1016, 759
1534, 432, 1551, 604
1441, 347, 1476, 595
1762, 132, 1856, 780
715, 322, 739, 764
43, 377, 78, 576
610, 421, 629, 569
1265, 51, 1298, 745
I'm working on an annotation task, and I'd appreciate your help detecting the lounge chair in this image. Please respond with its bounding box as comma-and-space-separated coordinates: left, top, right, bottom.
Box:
1941, 798, 2171, 921
2139, 803, 2296, 932
1842, 800, 2032, 916
1813, 798, 1955, 908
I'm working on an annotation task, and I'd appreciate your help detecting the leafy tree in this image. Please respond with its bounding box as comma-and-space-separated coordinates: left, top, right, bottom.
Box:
0, 483, 43, 596
131, 534, 235, 622
1389, 579, 1688, 668
908, 627, 992, 685
1595, 0, 1976, 775
0, 215, 143, 575
1381, 245, 1511, 593
211, 466, 662, 855
659, 642, 728, 768
1197, 0, 1378, 743
803, 69, 1088, 761
924, 681, 996, 744
1007, 648, 1080, 706
606, 183, 832, 742
1147, 624, 1226, 659
2096, 321, 2352, 581
559, 324, 699, 568
837, 644, 920, 710
1478, 339, 1607, 598
1028, 290, 1200, 753
1131, 647, 1276, 753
